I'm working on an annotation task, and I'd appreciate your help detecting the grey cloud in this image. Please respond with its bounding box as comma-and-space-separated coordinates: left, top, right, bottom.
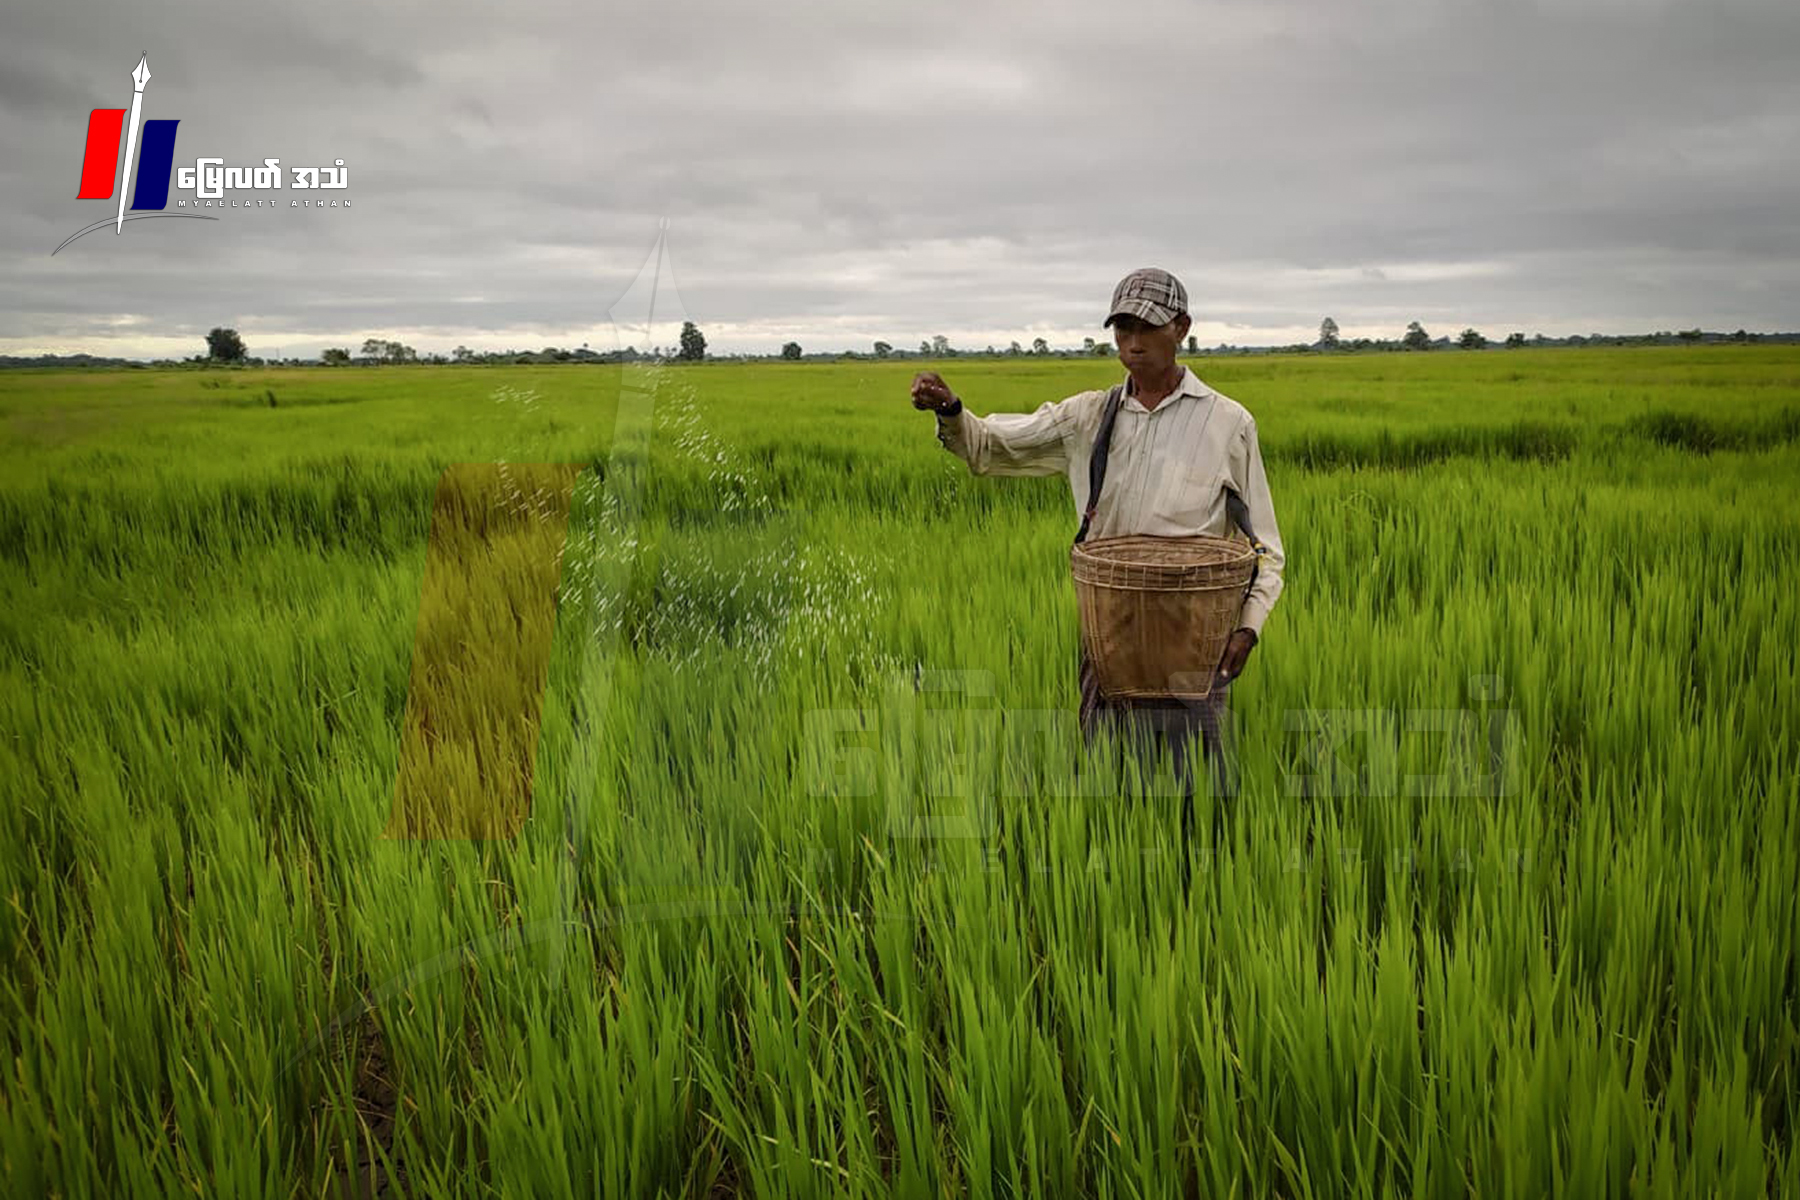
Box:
3, 0, 1798, 357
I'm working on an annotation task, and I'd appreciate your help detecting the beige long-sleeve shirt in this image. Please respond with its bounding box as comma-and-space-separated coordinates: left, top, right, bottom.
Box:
935, 366, 1286, 635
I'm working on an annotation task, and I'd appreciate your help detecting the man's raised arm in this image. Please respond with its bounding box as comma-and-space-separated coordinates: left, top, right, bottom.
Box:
910, 370, 1080, 477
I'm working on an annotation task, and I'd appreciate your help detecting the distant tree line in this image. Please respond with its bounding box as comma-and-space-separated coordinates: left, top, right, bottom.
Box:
1286, 318, 1776, 356
2, 322, 1791, 371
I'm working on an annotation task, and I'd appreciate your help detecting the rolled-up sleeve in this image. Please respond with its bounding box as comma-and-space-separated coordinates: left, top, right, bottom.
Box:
936, 394, 1087, 477
1235, 416, 1285, 635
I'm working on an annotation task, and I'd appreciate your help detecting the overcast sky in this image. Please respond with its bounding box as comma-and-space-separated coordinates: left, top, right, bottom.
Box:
4, 0, 1798, 359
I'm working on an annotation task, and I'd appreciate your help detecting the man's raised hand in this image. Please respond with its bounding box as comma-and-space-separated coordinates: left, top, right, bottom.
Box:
911, 372, 960, 415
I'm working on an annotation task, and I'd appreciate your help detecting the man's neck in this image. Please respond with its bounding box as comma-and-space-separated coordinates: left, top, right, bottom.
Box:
1127, 364, 1184, 410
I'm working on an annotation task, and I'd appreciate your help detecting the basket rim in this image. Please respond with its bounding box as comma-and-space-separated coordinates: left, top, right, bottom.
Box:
1071, 532, 1256, 567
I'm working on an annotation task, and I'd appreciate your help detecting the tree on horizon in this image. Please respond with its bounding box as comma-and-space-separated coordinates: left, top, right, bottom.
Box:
206, 327, 246, 363
678, 321, 707, 361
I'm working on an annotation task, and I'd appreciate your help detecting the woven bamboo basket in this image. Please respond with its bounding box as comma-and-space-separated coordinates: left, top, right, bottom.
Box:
1070, 534, 1257, 701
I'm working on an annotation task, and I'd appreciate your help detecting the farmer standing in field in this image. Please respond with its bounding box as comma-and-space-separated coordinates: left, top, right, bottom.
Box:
911, 267, 1285, 818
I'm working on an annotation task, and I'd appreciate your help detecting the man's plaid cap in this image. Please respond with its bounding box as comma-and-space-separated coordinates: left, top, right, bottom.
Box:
1103, 267, 1188, 328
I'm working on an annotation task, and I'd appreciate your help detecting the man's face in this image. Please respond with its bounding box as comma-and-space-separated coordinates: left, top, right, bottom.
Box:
1110, 313, 1191, 374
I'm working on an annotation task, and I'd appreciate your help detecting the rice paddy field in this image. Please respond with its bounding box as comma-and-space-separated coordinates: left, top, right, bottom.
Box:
2, 345, 1797, 1197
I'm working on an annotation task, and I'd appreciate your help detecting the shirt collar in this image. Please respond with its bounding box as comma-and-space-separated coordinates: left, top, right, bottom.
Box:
1122, 366, 1207, 413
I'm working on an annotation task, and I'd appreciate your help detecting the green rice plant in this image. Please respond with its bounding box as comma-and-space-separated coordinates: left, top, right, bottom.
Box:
0, 345, 1795, 1196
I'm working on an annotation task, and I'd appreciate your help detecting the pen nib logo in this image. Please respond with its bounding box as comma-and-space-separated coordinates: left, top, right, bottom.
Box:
117, 55, 151, 234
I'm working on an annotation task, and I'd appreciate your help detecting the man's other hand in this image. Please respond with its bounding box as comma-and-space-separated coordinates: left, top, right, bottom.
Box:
911, 372, 960, 414
1216, 628, 1257, 684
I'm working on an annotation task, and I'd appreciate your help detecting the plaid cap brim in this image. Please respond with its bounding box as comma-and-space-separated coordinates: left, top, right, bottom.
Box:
1104, 298, 1184, 327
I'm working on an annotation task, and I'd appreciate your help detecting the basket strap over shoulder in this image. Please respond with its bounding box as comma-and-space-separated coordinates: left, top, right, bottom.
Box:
1223, 486, 1262, 548
1073, 383, 1126, 546
1224, 485, 1269, 597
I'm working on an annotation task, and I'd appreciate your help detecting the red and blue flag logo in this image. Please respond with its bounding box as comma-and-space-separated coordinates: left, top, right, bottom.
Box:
54, 55, 215, 255
76, 108, 179, 208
